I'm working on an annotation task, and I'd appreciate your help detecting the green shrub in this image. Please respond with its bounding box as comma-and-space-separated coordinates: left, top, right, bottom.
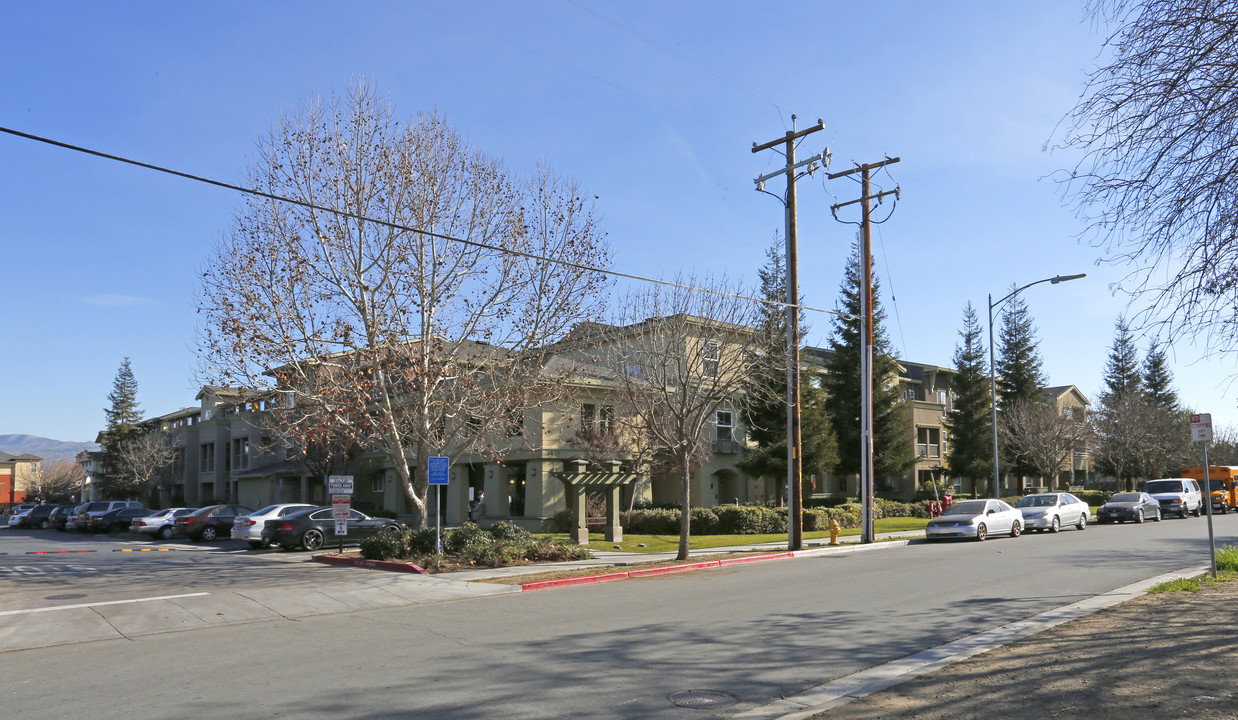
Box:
488, 521, 535, 547
528, 539, 593, 562
445, 522, 492, 554
1217, 545, 1238, 573
459, 541, 524, 567
690, 507, 720, 534
621, 508, 681, 534
547, 508, 573, 533
360, 530, 407, 561
407, 528, 438, 555
715, 505, 786, 534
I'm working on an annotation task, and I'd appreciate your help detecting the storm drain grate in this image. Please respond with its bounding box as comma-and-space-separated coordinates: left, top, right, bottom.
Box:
668, 690, 739, 709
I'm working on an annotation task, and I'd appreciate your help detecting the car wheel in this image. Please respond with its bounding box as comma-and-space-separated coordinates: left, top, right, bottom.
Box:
199, 526, 218, 541
158, 526, 173, 540
1181, 507, 1190, 519
1076, 513, 1087, 530
975, 523, 987, 542
1136, 509, 1145, 523
1010, 521, 1021, 538
1154, 508, 1162, 522
1194, 504, 1202, 517
1050, 516, 1060, 533
302, 529, 325, 551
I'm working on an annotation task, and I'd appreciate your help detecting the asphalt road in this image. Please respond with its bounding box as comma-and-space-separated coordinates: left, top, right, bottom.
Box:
3, 512, 1235, 720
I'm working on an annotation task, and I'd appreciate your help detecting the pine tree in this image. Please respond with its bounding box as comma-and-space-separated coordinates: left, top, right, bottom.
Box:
945, 303, 993, 497
995, 291, 1046, 485
1102, 317, 1143, 401
1143, 340, 1178, 411
822, 240, 913, 486
101, 357, 144, 494
739, 240, 837, 494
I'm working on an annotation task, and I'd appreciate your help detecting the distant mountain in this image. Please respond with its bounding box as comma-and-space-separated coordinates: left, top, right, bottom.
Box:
0, 435, 98, 464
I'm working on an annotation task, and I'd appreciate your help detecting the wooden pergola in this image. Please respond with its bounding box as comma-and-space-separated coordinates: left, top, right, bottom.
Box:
552, 459, 640, 544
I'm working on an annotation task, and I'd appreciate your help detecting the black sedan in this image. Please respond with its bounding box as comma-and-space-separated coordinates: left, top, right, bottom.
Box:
174, 504, 254, 541
19, 504, 62, 529
89, 506, 150, 534
262, 506, 404, 551
1096, 492, 1162, 524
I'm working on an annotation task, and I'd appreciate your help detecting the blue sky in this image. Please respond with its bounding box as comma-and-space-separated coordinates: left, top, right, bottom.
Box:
2, 1, 1232, 443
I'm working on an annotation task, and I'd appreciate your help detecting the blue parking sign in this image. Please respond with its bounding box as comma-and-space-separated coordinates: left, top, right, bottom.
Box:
428, 456, 450, 485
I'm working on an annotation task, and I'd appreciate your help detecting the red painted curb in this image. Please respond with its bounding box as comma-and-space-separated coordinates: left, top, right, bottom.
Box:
521, 551, 795, 591
313, 555, 427, 574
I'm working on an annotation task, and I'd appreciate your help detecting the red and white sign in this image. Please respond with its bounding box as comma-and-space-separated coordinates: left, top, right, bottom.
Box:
331, 494, 351, 520
1191, 413, 1214, 443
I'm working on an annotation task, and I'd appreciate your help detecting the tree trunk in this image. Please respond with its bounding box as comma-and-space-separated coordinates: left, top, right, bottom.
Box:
677, 451, 692, 561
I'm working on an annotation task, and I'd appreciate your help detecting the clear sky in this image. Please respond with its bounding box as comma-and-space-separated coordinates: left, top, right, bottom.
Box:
2, 1, 1232, 443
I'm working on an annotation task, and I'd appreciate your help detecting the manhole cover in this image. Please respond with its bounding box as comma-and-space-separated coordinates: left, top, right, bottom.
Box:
668, 690, 739, 709
44, 593, 87, 600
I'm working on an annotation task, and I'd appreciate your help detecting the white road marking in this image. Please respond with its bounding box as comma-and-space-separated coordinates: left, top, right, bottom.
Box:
0, 592, 210, 616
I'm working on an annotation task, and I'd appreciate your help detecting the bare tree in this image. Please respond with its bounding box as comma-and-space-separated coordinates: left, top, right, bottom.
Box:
1056, 0, 1238, 350
197, 79, 610, 529
23, 459, 83, 502
998, 400, 1090, 491
1091, 389, 1193, 489
584, 275, 773, 560
112, 430, 178, 500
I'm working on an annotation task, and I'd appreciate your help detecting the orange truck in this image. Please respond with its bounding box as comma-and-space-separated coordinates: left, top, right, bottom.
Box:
1182, 466, 1238, 513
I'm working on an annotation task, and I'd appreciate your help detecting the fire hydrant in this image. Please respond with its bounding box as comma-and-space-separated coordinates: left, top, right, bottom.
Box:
828, 518, 841, 545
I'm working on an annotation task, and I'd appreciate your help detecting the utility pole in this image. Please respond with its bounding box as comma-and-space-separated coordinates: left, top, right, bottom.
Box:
828, 157, 900, 544
753, 115, 829, 551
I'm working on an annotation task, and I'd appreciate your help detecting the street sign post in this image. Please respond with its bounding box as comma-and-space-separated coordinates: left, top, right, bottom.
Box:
1192, 414, 1217, 578
428, 457, 449, 555
327, 476, 354, 553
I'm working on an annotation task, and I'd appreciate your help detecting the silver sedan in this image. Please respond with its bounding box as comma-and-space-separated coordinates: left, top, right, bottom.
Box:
1015, 493, 1090, 533
925, 499, 1022, 541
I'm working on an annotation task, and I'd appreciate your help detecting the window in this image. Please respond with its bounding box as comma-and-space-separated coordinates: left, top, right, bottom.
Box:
716, 411, 734, 442
702, 341, 720, 378
581, 403, 596, 433
505, 408, 525, 438
599, 405, 615, 436
232, 438, 250, 470
625, 364, 642, 376
916, 427, 940, 458
200, 443, 215, 473
372, 475, 384, 493
936, 390, 948, 405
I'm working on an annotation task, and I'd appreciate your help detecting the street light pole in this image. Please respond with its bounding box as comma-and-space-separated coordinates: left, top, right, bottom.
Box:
988, 273, 1086, 499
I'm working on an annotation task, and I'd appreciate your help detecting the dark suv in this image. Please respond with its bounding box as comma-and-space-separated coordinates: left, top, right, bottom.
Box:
174, 504, 253, 541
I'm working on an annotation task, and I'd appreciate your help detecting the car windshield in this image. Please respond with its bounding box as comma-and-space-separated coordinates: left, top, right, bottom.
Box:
1144, 480, 1184, 494
944, 500, 987, 516
1016, 495, 1057, 508
1110, 492, 1141, 502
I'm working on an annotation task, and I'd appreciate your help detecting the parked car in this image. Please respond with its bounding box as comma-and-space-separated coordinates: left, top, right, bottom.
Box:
7, 505, 38, 527
1096, 492, 1162, 524
47, 504, 78, 531
18, 503, 61, 529
62, 504, 88, 532
74, 500, 145, 532
1142, 478, 1203, 519
130, 508, 199, 539
1014, 493, 1090, 533
88, 506, 149, 534
262, 506, 405, 551
174, 505, 254, 542
925, 499, 1023, 541
231, 504, 315, 548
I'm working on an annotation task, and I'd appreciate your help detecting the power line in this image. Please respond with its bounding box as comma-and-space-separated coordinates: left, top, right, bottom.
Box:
0, 125, 845, 319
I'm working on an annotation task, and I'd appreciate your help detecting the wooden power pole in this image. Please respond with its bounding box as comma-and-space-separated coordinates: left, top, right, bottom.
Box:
752, 116, 829, 551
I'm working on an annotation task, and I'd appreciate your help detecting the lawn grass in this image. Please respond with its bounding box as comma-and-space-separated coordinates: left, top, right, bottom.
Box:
1147, 544, 1238, 593
538, 516, 929, 553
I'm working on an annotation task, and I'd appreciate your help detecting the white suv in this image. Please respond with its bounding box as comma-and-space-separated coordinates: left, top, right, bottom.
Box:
74, 500, 144, 532
1143, 478, 1203, 519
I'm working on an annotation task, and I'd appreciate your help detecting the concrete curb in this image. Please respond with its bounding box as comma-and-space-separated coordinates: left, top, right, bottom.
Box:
313, 554, 427, 574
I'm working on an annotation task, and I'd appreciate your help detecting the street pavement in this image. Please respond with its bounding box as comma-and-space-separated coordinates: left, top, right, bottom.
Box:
0, 525, 1215, 719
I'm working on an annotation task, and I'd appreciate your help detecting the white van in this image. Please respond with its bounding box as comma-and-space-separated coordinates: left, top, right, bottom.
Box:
1142, 478, 1203, 519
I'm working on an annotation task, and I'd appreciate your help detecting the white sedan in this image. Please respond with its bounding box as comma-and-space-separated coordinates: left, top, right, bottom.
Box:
925, 499, 1023, 541
1015, 493, 1090, 532
129, 507, 199, 540
232, 503, 315, 548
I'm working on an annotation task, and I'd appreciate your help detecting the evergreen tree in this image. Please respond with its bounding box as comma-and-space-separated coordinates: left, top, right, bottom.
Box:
945, 303, 993, 497
822, 240, 913, 486
1102, 317, 1143, 401
995, 290, 1046, 485
739, 240, 837, 494
101, 357, 144, 495
1143, 340, 1178, 411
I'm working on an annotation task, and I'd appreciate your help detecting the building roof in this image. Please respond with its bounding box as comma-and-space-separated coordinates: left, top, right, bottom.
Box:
0, 451, 43, 462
